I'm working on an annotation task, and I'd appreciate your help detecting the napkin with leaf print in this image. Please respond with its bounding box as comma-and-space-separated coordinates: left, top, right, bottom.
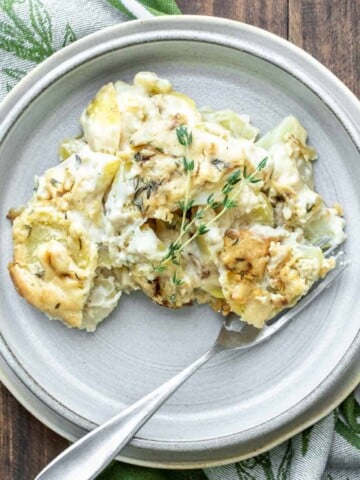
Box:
0, 1, 360, 479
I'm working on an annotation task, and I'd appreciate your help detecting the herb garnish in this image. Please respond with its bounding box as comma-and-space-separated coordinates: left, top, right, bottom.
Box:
155, 131, 267, 290
50, 178, 60, 187
134, 152, 153, 162
164, 125, 194, 301
151, 125, 267, 303
133, 197, 144, 212
176, 125, 194, 237
211, 158, 228, 171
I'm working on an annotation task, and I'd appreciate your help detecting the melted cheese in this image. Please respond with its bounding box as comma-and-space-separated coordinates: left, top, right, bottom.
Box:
8, 72, 345, 330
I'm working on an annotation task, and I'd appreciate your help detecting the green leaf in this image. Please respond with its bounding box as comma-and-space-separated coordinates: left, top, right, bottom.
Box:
0, 0, 54, 62
335, 393, 360, 449
139, 0, 181, 15
276, 441, 293, 479
182, 157, 194, 172
0, 0, 40, 45
211, 158, 227, 171
301, 425, 313, 456
172, 274, 184, 286
107, 0, 181, 18
235, 461, 258, 480
223, 198, 237, 209
0, 0, 75, 64
256, 452, 275, 480
197, 224, 209, 235
179, 199, 194, 212
0, 33, 38, 61
206, 193, 214, 205
169, 241, 181, 252
342, 393, 360, 431
207, 193, 225, 209
29, 0, 52, 49
96, 461, 168, 480
236, 452, 276, 480
194, 208, 205, 220
0, 18, 19, 39
166, 472, 207, 480
50, 178, 60, 187
154, 264, 166, 274
226, 169, 241, 186
176, 125, 192, 147
3, 66, 26, 91
257, 156, 268, 171
3, 66, 26, 81
62, 23, 76, 47
106, 0, 134, 17
222, 184, 233, 195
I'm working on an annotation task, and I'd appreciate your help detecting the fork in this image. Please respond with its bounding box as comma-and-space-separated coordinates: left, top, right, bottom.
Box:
35, 248, 347, 480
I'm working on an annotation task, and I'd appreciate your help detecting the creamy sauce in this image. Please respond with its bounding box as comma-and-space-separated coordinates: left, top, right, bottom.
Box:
8, 72, 346, 331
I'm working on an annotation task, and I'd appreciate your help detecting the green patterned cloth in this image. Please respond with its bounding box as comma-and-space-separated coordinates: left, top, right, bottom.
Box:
0, 1, 359, 479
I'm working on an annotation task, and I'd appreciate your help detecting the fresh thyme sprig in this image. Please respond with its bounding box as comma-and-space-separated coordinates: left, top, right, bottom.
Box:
155, 154, 268, 280
167, 125, 194, 300
171, 156, 267, 248
176, 125, 194, 237
155, 125, 268, 303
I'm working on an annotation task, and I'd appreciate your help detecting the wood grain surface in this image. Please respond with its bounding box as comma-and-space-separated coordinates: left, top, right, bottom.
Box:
1, 1, 359, 478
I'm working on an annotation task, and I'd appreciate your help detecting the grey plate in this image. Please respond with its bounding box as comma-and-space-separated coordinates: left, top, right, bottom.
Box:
0, 16, 360, 469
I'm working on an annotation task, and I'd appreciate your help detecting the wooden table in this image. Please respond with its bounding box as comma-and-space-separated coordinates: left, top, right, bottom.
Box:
1, 1, 359, 478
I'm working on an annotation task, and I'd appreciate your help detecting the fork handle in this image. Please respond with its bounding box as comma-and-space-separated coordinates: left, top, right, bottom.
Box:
35, 345, 219, 480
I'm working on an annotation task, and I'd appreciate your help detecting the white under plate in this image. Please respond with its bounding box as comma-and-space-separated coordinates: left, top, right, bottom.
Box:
0, 16, 360, 469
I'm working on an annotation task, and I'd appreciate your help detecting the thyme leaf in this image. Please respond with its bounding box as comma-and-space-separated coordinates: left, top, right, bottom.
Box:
133, 178, 162, 205
133, 197, 144, 212
178, 199, 194, 212
211, 158, 227, 171
176, 125, 193, 147
153, 136, 268, 305
50, 178, 60, 187
198, 224, 209, 235
172, 273, 184, 286
258, 156, 268, 171
134, 152, 152, 162
183, 156, 194, 172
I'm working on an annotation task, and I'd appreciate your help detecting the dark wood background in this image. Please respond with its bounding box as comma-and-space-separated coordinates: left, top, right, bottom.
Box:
1, 1, 359, 478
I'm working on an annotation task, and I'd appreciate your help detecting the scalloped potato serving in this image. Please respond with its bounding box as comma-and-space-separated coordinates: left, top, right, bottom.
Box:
8, 72, 345, 331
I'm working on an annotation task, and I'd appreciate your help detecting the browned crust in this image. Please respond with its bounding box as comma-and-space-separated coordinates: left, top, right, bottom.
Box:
8, 262, 83, 328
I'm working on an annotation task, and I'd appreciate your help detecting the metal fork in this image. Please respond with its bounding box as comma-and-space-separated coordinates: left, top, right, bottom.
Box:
35, 248, 347, 480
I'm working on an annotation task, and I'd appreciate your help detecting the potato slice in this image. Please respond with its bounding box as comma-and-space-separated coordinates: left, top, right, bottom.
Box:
80, 83, 121, 153
9, 207, 97, 328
